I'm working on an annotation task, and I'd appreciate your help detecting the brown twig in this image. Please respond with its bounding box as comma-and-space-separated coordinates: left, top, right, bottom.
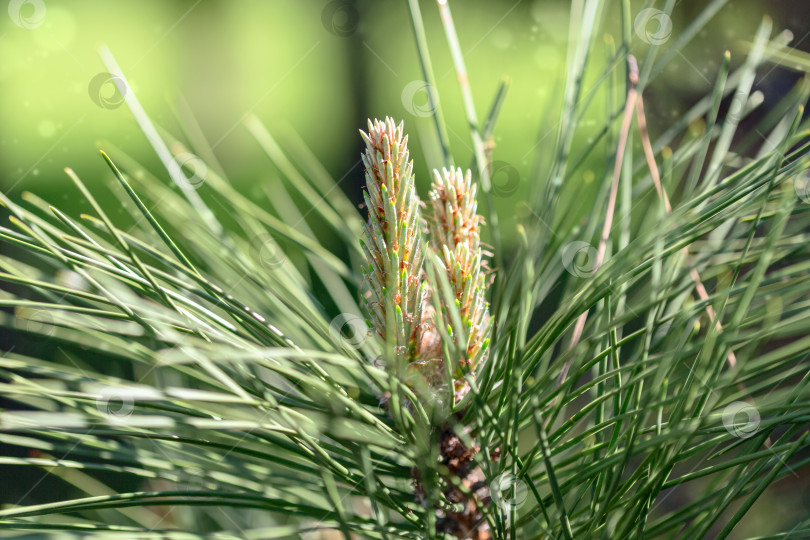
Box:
635, 83, 737, 370
558, 52, 739, 394
635, 63, 774, 452
556, 56, 640, 388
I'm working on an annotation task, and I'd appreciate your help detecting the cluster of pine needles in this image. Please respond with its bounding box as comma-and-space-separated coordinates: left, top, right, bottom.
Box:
2, 1, 810, 539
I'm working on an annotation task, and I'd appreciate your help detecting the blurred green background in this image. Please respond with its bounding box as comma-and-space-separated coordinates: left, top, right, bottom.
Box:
2, 0, 809, 536
2, 0, 806, 249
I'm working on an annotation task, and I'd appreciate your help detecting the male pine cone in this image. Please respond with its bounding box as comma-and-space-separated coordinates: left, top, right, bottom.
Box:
359, 117, 491, 399
360, 118, 493, 539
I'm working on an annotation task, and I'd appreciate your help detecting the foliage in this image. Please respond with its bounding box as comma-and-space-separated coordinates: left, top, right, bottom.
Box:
1, 1, 810, 538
